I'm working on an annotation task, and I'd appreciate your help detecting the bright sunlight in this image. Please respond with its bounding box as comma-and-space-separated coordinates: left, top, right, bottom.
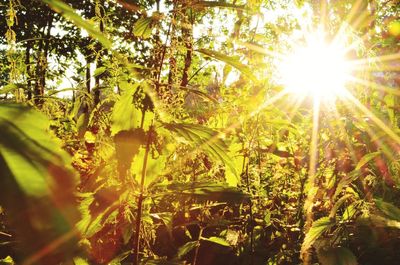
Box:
278, 31, 351, 101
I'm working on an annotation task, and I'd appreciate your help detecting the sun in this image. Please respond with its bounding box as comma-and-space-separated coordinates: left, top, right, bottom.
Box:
278, 31, 351, 102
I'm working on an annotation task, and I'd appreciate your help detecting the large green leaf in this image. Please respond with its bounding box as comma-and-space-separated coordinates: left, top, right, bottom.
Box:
42, 0, 112, 49
202, 236, 230, 247
302, 217, 335, 252
163, 123, 237, 178
197, 49, 256, 81
0, 104, 79, 263
177, 241, 199, 258
375, 198, 400, 221
192, 1, 247, 10
160, 181, 248, 202
111, 82, 142, 135
133, 16, 154, 39
317, 247, 357, 265
77, 188, 122, 238
355, 151, 381, 170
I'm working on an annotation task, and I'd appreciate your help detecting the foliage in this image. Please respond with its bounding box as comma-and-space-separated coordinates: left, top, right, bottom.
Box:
0, 0, 399, 265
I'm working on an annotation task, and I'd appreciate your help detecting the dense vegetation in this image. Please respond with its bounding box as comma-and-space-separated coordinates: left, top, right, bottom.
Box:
0, 0, 399, 264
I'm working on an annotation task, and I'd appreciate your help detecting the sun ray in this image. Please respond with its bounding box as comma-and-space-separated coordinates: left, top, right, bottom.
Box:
327, 108, 359, 166
22, 228, 78, 265
350, 52, 400, 66
344, 91, 400, 146
348, 76, 400, 96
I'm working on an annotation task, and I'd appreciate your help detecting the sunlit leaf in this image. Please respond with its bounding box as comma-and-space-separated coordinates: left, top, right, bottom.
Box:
375, 198, 400, 221
177, 241, 199, 258
0, 104, 78, 263
191, 1, 247, 10
160, 181, 248, 202
202, 236, 230, 247
302, 217, 334, 252
42, 0, 112, 48
76, 188, 122, 238
133, 17, 154, 39
93, 66, 107, 77
73, 257, 90, 265
197, 49, 256, 81
355, 151, 381, 170
111, 82, 142, 135
163, 123, 237, 178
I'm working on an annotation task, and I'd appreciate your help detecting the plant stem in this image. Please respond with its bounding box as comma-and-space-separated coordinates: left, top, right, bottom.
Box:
193, 227, 203, 265
133, 126, 153, 265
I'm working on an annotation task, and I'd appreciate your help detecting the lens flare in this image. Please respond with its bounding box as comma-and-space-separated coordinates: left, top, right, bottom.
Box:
278, 31, 351, 101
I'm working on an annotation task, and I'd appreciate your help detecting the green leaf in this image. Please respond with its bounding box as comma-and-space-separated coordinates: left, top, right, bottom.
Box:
375, 198, 400, 221
0, 256, 14, 264
302, 217, 334, 252
76, 188, 122, 238
0, 104, 76, 197
133, 17, 154, 39
355, 151, 381, 170
0, 83, 18, 94
197, 49, 256, 81
317, 247, 357, 265
111, 82, 142, 135
177, 241, 199, 258
93, 66, 107, 77
192, 1, 247, 10
202, 236, 230, 247
43, 0, 112, 49
161, 181, 248, 202
163, 123, 237, 178
0, 104, 78, 263
73, 257, 90, 265
131, 148, 166, 186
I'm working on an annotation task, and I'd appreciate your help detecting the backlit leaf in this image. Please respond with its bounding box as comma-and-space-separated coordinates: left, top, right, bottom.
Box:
43, 0, 112, 48
197, 49, 256, 81
202, 236, 230, 247
302, 217, 334, 252
163, 123, 237, 178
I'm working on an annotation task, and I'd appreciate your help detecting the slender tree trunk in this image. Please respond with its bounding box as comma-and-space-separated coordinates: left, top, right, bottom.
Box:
86, 62, 91, 94
94, 0, 106, 106
133, 126, 153, 265
33, 12, 53, 105
25, 40, 32, 100
34, 28, 45, 105
180, 9, 193, 88
40, 13, 54, 96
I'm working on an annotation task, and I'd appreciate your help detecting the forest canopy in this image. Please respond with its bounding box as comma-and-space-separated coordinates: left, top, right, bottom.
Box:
0, 0, 400, 265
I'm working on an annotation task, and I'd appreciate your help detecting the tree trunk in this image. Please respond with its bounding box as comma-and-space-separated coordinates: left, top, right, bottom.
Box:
25, 40, 32, 100
40, 13, 54, 96
180, 10, 193, 88
94, 0, 106, 106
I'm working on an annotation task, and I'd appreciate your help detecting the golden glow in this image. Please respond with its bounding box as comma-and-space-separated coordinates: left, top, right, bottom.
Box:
278, 31, 351, 101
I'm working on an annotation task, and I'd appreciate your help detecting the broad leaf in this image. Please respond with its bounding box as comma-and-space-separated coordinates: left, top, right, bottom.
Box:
77, 188, 122, 238
0, 104, 79, 263
317, 247, 357, 265
133, 17, 154, 39
355, 151, 381, 170
111, 82, 142, 135
43, 0, 112, 48
375, 198, 400, 221
202, 236, 230, 247
192, 1, 247, 10
161, 181, 248, 202
302, 217, 334, 252
177, 241, 199, 258
163, 123, 237, 178
197, 49, 256, 81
